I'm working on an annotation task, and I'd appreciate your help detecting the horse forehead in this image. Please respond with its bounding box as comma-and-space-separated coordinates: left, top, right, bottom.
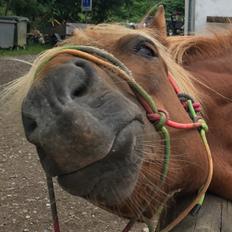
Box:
68, 25, 148, 50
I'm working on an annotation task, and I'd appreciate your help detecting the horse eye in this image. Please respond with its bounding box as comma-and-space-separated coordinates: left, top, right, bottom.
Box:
134, 43, 156, 58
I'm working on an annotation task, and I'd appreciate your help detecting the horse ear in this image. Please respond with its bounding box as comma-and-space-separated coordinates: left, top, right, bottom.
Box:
151, 5, 167, 37
140, 5, 167, 38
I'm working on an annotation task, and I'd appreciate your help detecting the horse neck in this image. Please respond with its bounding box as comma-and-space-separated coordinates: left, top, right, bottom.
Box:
184, 51, 232, 118
184, 52, 232, 154
185, 51, 232, 99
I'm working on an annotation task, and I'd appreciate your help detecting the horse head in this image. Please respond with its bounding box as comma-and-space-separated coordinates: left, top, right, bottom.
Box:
17, 7, 211, 229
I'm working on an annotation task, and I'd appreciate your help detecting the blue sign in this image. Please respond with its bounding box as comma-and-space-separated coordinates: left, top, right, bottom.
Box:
82, 0, 92, 11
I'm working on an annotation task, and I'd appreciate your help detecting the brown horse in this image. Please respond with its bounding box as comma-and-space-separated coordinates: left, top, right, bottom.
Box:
1, 6, 231, 231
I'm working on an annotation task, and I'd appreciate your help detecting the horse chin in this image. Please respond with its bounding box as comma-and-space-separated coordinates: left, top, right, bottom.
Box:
57, 120, 144, 207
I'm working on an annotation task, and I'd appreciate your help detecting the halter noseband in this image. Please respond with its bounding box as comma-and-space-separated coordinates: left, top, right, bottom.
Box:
34, 45, 213, 232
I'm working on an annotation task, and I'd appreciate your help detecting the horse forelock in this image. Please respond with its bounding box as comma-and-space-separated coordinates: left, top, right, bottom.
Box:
0, 24, 199, 117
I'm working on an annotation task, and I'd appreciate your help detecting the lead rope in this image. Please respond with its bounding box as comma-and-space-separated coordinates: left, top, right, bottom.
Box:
36, 46, 212, 232
46, 174, 60, 232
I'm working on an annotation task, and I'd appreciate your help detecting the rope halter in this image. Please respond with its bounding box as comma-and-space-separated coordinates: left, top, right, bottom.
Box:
32, 45, 213, 232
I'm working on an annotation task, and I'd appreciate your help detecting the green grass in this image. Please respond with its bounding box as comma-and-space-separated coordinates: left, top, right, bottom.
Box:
0, 44, 52, 56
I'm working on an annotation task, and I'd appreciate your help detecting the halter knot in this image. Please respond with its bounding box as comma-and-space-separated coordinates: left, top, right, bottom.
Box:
192, 102, 202, 112
197, 118, 209, 132
178, 93, 202, 113
147, 109, 169, 131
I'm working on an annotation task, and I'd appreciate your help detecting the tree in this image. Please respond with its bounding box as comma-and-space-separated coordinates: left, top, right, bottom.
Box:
103, 0, 185, 23
160, 0, 184, 17
1, 0, 185, 26
8, 0, 45, 19
108, 0, 153, 23
90, 0, 133, 23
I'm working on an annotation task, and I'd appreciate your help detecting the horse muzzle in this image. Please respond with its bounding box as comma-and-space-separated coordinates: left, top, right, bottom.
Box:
21, 57, 144, 205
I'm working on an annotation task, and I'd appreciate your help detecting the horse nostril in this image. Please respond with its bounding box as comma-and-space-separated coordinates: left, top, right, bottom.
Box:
71, 83, 87, 99
22, 115, 38, 136
69, 58, 92, 99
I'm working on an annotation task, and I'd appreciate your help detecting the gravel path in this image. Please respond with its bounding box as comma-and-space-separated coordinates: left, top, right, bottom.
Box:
0, 56, 146, 232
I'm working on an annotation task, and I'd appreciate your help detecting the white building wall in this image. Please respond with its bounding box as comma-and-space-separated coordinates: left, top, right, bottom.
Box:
185, 0, 232, 34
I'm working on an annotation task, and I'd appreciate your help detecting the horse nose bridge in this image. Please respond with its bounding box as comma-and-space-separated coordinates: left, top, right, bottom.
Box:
48, 58, 95, 101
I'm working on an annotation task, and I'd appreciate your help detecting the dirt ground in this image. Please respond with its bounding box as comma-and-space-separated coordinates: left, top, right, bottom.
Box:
0, 56, 146, 232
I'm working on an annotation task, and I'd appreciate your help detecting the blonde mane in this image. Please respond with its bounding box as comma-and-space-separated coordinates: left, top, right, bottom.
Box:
0, 24, 199, 115
167, 30, 232, 65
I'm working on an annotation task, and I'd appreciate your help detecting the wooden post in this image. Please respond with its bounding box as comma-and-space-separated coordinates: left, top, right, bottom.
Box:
171, 194, 232, 231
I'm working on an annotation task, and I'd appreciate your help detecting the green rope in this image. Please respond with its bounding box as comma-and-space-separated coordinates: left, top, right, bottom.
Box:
154, 113, 167, 131
187, 100, 209, 208
160, 127, 171, 183
128, 81, 171, 184
128, 81, 158, 113
62, 45, 133, 76
35, 45, 132, 79
187, 100, 197, 118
